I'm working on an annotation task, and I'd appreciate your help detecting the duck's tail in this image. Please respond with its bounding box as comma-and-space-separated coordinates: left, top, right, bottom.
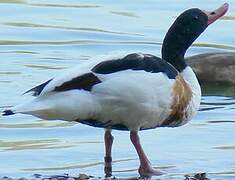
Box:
1, 90, 101, 121
1, 100, 51, 118
1, 101, 46, 117
2, 109, 15, 116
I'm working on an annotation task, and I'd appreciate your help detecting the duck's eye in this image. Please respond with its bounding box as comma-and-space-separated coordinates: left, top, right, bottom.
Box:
210, 11, 216, 15
193, 15, 199, 20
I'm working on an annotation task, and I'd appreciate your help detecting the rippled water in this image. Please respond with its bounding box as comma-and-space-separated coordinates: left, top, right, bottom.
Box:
0, 0, 235, 179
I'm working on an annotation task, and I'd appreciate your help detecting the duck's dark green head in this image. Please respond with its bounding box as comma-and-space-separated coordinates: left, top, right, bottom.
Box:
162, 3, 229, 72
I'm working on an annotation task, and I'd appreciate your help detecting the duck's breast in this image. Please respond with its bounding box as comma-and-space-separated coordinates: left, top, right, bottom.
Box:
160, 66, 201, 127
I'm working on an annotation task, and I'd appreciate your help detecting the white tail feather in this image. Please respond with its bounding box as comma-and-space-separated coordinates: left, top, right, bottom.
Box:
8, 90, 100, 121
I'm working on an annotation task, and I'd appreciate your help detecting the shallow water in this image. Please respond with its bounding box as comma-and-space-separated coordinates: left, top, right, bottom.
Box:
0, 0, 235, 179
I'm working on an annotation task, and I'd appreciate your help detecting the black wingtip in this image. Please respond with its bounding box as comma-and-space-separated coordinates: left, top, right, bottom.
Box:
2, 110, 15, 116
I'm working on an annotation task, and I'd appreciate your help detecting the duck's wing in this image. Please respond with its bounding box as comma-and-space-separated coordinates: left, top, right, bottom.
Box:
23, 79, 53, 96
92, 53, 178, 78
23, 53, 178, 97
23, 57, 106, 96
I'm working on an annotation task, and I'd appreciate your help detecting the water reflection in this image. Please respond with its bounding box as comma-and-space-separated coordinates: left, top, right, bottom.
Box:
0, 71, 21, 75
3, 22, 143, 36
0, 139, 71, 151
110, 11, 140, 18
0, 0, 102, 8
24, 64, 66, 70
202, 83, 235, 97
28, 3, 101, 9
113, 165, 175, 173
0, 50, 38, 54
22, 158, 136, 171
0, 0, 26, 4
221, 15, 235, 20
207, 120, 235, 124
199, 106, 224, 112
209, 170, 235, 179
193, 43, 235, 51
0, 138, 103, 151
214, 144, 235, 150
0, 121, 75, 128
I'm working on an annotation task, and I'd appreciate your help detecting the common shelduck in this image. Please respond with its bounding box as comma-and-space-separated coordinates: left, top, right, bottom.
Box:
2, 3, 229, 178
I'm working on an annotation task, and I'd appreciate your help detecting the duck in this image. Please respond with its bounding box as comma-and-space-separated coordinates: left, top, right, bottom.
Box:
1, 3, 229, 178
187, 52, 235, 85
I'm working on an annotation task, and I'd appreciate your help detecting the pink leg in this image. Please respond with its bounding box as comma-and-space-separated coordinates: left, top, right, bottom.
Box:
104, 130, 114, 177
130, 131, 163, 177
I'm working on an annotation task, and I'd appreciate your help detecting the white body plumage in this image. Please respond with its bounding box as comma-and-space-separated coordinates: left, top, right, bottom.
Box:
10, 54, 201, 131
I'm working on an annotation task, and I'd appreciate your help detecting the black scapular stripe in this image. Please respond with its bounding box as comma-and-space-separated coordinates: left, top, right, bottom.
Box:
79, 119, 129, 131
23, 79, 53, 96
54, 73, 101, 92
92, 53, 178, 79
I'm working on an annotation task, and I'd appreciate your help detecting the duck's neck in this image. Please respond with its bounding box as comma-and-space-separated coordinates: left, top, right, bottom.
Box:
162, 46, 187, 72
161, 18, 202, 72
161, 33, 189, 72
